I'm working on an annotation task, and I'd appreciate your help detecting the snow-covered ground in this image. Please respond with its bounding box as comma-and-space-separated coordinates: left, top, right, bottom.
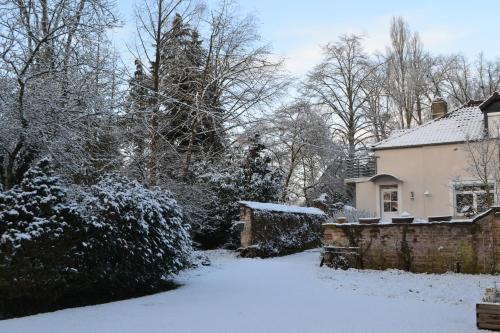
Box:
1, 250, 497, 333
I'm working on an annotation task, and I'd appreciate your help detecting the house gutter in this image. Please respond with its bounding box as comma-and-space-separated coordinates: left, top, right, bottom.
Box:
371, 140, 469, 151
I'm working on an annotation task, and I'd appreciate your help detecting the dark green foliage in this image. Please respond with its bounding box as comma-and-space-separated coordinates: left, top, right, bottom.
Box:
125, 14, 225, 181
82, 175, 192, 290
191, 136, 283, 249
0, 159, 87, 317
239, 210, 326, 258
0, 160, 192, 318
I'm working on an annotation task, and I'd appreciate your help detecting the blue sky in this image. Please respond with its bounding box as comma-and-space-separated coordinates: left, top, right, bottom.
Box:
114, 0, 500, 76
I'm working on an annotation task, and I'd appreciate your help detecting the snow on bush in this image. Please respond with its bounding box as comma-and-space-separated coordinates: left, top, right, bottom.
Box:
331, 205, 375, 223
83, 175, 192, 287
190, 137, 283, 249
0, 159, 87, 318
0, 160, 192, 318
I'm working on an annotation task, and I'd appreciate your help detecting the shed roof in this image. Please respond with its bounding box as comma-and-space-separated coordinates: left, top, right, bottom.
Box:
239, 201, 326, 215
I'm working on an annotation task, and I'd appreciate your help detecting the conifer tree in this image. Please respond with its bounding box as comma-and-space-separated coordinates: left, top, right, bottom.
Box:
192, 134, 283, 248
242, 134, 283, 202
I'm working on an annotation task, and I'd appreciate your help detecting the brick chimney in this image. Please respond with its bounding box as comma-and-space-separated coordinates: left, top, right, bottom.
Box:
431, 96, 447, 119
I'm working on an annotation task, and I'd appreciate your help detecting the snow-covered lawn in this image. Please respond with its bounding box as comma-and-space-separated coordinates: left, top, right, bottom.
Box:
1, 250, 497, 333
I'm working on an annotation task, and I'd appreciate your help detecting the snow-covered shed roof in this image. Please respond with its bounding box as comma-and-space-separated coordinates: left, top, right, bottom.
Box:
373, 105, 484, 150
239, 201, 326, 215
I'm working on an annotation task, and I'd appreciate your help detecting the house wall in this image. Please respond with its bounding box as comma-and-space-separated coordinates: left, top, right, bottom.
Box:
355, 143, 471, 218
322, 208, 500, 274
355, 181, 376, 214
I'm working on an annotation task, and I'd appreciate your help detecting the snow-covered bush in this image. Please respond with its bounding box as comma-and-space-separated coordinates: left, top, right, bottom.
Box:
82, 175, 192, 289
0, 161, 192, 318
331, 205, 375, 223
192, 166, 243, 249
0, 159, 87, 318
311, 193, 374, 223
312, 193, 343, 214
162, 178, 222, 249
239, 210, 326, 258
191, 137, 283, 249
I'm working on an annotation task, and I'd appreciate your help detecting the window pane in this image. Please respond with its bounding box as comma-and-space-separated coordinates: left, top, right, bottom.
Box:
383, 202, 391, 212
456, 193, 473, 213
391, 191, 398, 201
477, 193, 495, 212
383, 192, 390, 200
391, 202, 398, 212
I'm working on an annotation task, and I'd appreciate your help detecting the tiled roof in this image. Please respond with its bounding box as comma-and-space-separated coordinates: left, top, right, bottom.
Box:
373, 106, 485, 150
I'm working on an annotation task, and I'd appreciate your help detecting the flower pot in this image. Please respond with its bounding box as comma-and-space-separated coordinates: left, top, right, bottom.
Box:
337, 217, 346, 224
392, 217, 414, 224
358, 217, 380, 224
427, 215, 452, 222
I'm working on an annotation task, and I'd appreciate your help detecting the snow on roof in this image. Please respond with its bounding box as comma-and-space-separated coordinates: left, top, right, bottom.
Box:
373, 105, 484, 150
239, 201, 326, 215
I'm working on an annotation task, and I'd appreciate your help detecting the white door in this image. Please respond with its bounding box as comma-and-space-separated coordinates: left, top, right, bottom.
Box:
381, 186, 399, 219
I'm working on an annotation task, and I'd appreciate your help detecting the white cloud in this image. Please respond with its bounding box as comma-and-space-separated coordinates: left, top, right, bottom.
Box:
273, 14, 474, 78
274, 16, 391, 77
281, 44, 323, 77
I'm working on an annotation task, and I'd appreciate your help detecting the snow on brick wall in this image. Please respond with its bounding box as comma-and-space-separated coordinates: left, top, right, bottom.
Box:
323, 208, 500, 274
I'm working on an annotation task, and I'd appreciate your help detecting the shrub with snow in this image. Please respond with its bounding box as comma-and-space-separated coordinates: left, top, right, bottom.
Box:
312, 193, 351, 216
331, 205, 375, 223
239, 210, 326, 258
191, 137, 283, 249
0, 159, 86, 317
82, 175, 192, 290
0, 161, 192, 318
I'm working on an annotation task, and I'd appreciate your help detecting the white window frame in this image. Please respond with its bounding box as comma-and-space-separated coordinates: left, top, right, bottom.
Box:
453, 182, 496, 216
376, 184, 401, 219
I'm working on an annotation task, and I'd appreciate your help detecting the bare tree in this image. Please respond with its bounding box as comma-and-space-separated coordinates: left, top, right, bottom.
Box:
385, 17, 432, 128
441, 54, 478, 105
180, 0, 288, 178
258, 100, 336, 202
441, 53, 500, 106
125, 0, 202, 185
305, 34, 375, 159
463, 130, 500, 210
362, 58, 393, 142
125, 0, 287, 184
476, 53, 500, 99
0, 0, 120, 188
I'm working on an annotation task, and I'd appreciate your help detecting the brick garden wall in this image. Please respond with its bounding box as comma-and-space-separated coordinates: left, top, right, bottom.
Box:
240, 206, 253, 248
239, 204, 327, 258
323, 208, 500, 274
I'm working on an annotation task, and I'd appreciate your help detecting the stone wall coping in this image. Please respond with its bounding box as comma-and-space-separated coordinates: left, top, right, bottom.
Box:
322, 207, 500, 228
472, 207, 500, 222
322, 206, 500, 228
322, 219, 474, 227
